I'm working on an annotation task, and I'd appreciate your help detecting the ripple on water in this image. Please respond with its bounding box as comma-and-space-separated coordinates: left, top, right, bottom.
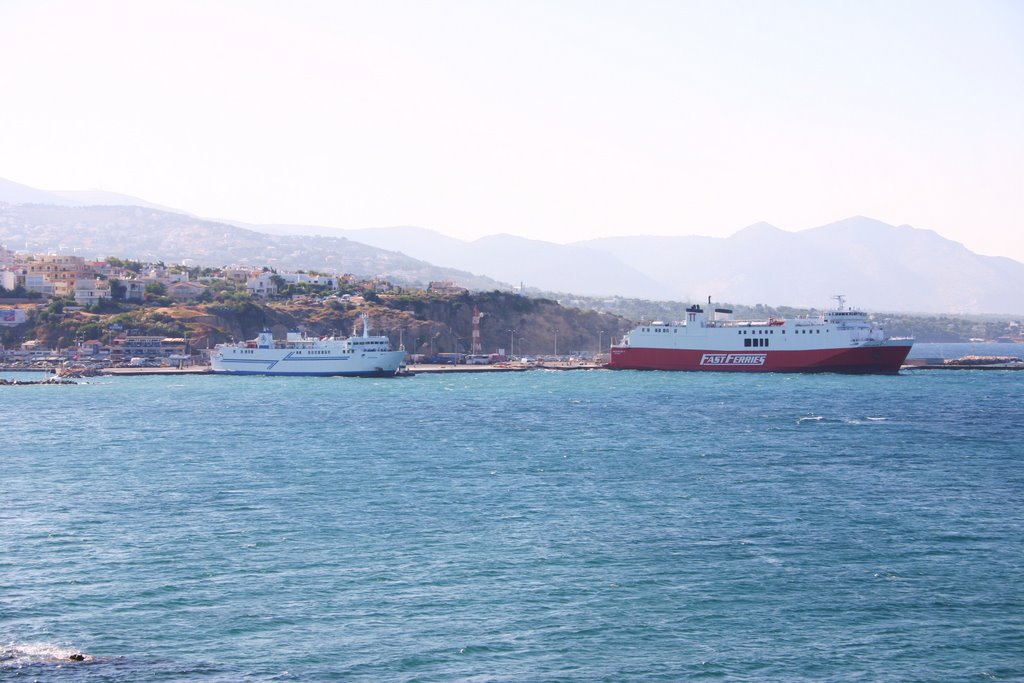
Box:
2, 371, 1023, 681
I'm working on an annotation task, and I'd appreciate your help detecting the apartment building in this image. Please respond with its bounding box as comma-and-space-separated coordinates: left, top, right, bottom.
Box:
15, 254, 96, 298
73, 278, 112, 306
246, 272, 278, 298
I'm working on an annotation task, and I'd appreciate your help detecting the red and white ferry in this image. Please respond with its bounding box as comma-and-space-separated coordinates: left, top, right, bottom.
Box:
609, 296, 913, 373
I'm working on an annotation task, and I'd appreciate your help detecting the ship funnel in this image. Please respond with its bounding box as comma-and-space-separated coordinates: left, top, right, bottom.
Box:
685, 304, 706, 327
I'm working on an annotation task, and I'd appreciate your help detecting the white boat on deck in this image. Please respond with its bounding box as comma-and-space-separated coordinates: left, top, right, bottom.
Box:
210, 314, 406, 376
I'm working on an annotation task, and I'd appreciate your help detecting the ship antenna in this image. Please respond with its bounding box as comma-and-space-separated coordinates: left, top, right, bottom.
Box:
833, 294, 846, 310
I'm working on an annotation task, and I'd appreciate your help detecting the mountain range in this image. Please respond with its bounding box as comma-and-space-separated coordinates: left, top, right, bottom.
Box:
283, 220, 1024, 314
0, 179, 503, 291
2, 176, 1022, 314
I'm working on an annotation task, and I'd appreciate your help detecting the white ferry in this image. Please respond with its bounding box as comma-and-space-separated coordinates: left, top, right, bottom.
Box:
210, 315, 406, 376
609, 296, 913, 374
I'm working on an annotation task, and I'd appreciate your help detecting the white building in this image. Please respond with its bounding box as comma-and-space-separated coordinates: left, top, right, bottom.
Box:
279, 272, 337, 288
24, 274, 55, 297
73, 278, 112, 306
122, 280, 146, 301
246, 273, 278, 298
166, 281, 208, 300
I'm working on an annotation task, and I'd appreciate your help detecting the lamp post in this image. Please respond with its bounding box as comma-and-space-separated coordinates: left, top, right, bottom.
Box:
554, 328, 558, 358
508, 328, 515, 359
598, 330, 604, 358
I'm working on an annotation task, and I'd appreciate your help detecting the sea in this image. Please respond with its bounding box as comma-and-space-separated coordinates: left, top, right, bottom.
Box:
2, 342, 1022, 681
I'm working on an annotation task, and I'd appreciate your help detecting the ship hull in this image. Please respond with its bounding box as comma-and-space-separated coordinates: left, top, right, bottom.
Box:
609, 342, 912, 374
210, 351, 407, 377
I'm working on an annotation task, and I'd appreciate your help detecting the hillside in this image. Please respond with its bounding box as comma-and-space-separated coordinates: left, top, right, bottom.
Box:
5, 291, 631, 358
4, 176, 1023, 314
578, 217, 1024, 314
0, 203, 504, 290
299, 218, 1024, 314
297, 226, 665, 298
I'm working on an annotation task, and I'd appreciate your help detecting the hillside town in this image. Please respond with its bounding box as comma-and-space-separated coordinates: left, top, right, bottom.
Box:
0, 244, 424, 369
0, 244, 388, 303
0, 244, 626, 372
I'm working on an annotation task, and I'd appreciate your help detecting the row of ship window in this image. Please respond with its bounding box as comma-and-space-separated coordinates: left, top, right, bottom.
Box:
232, 349, 366, 355
741, 331, 829, 346
643, 327, 828, 335
737, 329, 827, 335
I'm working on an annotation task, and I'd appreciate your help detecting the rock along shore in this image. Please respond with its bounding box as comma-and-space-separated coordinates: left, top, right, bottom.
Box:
0, 377, 79, 386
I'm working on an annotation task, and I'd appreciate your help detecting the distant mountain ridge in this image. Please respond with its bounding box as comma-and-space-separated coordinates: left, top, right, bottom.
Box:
321, 219, 1024, 314
0, 202, 505, 290
255, 224, 665, 297
576, 217, 1024, 314
2, 177, 1022, 313
0, 177, 180, 212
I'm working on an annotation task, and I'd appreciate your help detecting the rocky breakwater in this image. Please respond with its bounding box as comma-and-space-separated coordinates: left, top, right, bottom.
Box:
0, 376, 79, 386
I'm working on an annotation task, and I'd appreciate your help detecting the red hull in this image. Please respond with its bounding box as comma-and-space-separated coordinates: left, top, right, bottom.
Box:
609, 343, 912, 374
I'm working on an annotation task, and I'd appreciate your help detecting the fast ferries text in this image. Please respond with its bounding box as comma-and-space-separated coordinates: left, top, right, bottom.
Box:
700, 353, 767, 366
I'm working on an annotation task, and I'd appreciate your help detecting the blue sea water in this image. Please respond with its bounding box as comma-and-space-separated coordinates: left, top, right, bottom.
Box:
2, 367, 1023, 681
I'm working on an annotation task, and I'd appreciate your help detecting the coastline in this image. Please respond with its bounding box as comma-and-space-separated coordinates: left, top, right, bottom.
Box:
11, 357, 1024, 378
93, 362, 608, 376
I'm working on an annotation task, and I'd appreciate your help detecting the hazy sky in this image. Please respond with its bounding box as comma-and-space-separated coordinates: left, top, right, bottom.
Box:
1, 0, 1022, 259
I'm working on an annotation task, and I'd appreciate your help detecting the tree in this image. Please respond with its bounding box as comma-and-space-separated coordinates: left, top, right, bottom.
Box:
110, 279, 127, 301
0, 284, 39, 299
106, 257, 143, 273
77, 323, 104, 340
